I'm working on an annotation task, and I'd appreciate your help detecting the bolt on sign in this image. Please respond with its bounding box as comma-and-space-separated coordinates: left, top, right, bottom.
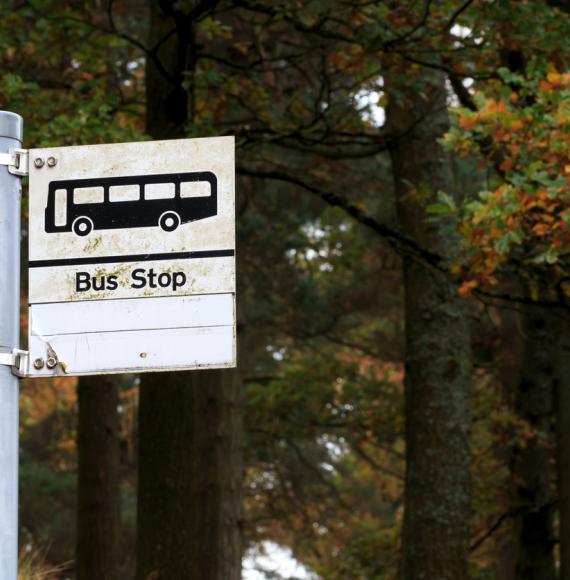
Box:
27, 137, 236, 376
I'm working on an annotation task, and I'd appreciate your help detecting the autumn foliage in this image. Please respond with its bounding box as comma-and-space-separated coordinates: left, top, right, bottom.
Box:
447, 69, 570, 297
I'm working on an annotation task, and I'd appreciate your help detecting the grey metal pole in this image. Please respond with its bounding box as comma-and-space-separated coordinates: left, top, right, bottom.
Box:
0, 111, 23, 580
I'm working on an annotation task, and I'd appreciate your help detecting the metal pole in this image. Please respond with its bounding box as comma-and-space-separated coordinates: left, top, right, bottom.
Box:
0, 111, 23, 580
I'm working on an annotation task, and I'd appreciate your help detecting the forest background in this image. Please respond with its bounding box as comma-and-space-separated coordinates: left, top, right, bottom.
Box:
1, 0, 570, 579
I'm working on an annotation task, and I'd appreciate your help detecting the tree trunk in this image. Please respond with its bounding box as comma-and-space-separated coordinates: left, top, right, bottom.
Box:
136, 370, 243, 579
557, 314, 570, 580
386, 65, 472, 580
512, 304, 556, 580
144, 0, 193, 138
136, 2, 243, 578
76, 376, 120, 580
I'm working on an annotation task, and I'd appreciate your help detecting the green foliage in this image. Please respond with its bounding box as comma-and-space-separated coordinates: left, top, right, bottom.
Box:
246, 340, 404, 577
0, 0, 144, 147
20, 458, 76, 565
427, 190, 457, 215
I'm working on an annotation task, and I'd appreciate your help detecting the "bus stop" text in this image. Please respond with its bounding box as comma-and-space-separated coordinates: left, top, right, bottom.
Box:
75, 268, 187, 292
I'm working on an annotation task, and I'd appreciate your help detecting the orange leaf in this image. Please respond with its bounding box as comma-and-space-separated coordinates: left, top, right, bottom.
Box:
459, 116, 478, 131
458, 279, 478, 297
533, 223, 549, 236
547, 71, 560, 83
500, 158, 514, 172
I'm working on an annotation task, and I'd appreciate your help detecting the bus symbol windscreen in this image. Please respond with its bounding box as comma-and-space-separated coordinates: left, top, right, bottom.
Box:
45, 171, 217, 237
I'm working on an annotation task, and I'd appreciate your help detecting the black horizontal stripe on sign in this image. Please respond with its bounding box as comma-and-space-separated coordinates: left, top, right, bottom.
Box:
28, 249, 235, 268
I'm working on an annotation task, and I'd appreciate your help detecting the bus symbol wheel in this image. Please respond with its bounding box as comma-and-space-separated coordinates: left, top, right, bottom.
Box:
72, 216, 94, 237
159, 211, 180, 232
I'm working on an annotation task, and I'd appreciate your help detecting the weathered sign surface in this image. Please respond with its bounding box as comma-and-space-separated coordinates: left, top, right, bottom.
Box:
27, 136, 236, 376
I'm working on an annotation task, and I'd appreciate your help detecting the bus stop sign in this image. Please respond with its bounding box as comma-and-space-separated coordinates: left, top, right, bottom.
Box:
27, 136, 236, 376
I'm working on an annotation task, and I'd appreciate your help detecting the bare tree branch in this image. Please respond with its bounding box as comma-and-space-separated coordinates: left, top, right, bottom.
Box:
446, 0, 477, 30
237, 165, 444, 269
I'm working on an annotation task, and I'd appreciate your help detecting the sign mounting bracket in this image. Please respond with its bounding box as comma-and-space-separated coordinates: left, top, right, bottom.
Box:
0, 148, 29, 176
0, 349, 29, 377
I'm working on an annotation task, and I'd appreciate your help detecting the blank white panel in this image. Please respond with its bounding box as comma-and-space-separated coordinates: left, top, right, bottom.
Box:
30, 293, 234, 336
28, 325, 235, 376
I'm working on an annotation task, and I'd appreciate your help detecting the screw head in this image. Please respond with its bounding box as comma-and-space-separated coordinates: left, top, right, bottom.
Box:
34, 158, 45, 168
46, 356, 58, 369
46, 156, 57, 167
33, 358, 44, 370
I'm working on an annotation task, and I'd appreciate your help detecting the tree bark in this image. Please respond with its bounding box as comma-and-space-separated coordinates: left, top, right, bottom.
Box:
76, 375, 120, 580
136, 2, 243, 578
387, 65, 472, 580
144, 0, 193, 138
136, 370, 243, 579
557, 314, 570, 580
512, 304, 556, 580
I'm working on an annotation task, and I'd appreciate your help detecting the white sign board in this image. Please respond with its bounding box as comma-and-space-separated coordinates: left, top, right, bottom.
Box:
27, 137, 236, 376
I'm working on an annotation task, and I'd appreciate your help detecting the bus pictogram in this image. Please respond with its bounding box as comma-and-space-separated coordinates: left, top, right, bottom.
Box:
45, 171, 217, 237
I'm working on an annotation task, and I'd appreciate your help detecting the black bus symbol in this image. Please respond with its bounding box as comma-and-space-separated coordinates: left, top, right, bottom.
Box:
45, 171, 217, 236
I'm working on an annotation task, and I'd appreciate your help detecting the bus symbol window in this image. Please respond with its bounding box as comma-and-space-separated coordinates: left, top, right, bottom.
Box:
109, 184, 140, 202
181, 181, 210, 198
54, 189, 67, 227
145, 183, 175, 200
74, 186, 104, 205
44, 171, 217, 236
